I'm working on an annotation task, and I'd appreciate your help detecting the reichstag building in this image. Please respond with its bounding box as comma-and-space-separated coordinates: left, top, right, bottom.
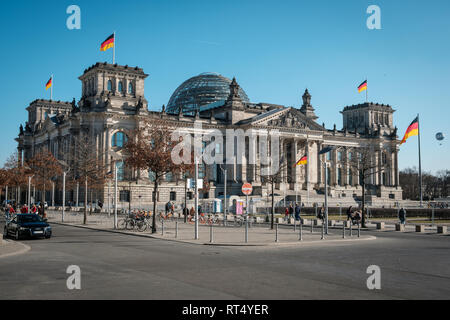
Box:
16, 62, 402, 210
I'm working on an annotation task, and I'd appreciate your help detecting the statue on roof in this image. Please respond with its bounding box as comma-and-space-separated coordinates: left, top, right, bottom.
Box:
19, 124, 24, 135
136, 96, 143, 111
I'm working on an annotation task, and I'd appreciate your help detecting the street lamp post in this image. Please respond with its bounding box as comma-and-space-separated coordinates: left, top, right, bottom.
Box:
114, 161, 118, 229
62, 171, 66, 222
194, 156, 199, 240
107, 179, 111, 217
324, 161, 329, 235
27, 175, 34, 211
220, 165, 228, 226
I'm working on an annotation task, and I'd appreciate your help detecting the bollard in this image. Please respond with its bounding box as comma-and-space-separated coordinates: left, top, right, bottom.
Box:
311, 218, 314, 233
342, 221, 345, 239
245, 216, 249, 243
275, 223, 279, 242
299, 222, 303, 241
175, 221, 178, 238
162, 219, 164, 236
357, 221, 360, 238
210, 223, 214, 243
349, 222, 352, 237
321, 221, 325, 240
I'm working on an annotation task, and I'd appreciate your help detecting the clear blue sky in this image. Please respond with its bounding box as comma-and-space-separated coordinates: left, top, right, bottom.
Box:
0, 0, 449, 173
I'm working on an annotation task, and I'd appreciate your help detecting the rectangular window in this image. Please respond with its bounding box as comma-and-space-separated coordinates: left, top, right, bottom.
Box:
187, 192, 193, 200
338, 151, 342, 161
170, 191, 176, 201
119, 190, 130, 202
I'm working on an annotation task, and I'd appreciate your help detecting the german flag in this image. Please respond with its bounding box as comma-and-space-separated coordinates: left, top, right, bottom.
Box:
294, 155, 307, 167
400, 116, 419, 145
357, 80, 367, 93
45, 77, 52, 90
100, 33, 114, 51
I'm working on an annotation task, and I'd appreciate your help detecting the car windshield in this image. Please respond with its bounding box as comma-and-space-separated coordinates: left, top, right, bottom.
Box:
17, 215, 43, 223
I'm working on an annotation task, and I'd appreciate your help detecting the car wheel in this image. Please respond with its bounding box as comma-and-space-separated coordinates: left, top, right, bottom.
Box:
15, 230, 21, 241
2, 229, 7, 239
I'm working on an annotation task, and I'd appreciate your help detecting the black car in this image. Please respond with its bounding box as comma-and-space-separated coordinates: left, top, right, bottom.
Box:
3, 214, 52, 240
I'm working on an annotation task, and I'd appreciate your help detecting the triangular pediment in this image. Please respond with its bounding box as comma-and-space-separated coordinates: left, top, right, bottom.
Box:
249, 107, 323, 130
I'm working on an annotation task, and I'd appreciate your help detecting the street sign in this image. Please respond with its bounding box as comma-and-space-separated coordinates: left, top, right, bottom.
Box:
242, 183, 253, 195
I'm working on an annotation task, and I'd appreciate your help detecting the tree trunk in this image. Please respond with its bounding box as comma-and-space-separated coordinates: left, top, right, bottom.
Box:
361, 182, 367, 228
89, 189, 93, 215
271, 181, 275, 230
152, 180, 158, 233
84, 177, 88, 225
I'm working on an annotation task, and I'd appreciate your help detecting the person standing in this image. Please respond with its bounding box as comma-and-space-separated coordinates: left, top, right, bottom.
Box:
318, 205, 325, 222
288, 204, 294, 221
284, 207, 289, 222
399, 207, 406, 225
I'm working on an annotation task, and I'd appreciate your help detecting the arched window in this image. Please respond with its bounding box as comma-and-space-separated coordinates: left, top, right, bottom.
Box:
118, 81, 123, 93
107, 80, 112, 91
111, 131, 128, 148
165, 172, 173, 182
128, 82, 133, 94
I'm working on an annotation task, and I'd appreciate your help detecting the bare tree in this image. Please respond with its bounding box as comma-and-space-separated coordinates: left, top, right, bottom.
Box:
70, 132, 107, 224
25, 151, 61, 207
123, 119, 187, 233
3, 153, 28, 203
260, 156, 287, 230
347, 144, 382, 227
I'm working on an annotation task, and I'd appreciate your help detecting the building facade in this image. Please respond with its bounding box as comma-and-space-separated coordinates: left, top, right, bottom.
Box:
16, 62, 402, 209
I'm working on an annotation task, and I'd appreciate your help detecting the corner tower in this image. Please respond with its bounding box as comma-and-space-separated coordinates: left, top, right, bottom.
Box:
78, 62, 149, 114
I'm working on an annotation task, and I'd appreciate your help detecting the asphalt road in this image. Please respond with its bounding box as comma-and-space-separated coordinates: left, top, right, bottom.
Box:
1, 218, 450, 299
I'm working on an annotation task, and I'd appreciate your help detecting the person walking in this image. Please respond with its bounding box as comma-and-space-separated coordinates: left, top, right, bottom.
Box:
294, 203, 301, 221
284, 207, 289, 222
288, 204, 294, 221
399, 207, 406, 225
346, 206, 353, 221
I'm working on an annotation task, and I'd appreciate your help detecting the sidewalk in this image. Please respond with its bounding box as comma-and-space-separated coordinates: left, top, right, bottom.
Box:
46, 211, 376, 246
0, 235, 31, 258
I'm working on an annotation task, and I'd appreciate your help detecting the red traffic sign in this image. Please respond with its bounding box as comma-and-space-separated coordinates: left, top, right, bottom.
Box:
242, 183, 253, 195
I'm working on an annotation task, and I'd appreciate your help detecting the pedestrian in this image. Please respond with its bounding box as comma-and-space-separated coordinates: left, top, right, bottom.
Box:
346, 206, 353, 221
284, 207, 289, 222
294, 203, 301, 221
183, 205, 189, 223
20, 204, 28, 214
399, 207, 406, 225
318, 205, 325, 222
31, 204, 37, 214
289, 204, 294, 221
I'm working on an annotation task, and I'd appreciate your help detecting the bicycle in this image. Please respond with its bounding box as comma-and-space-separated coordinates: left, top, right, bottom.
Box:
159, 212, 174, 223
188, 214, 207, 224
207, 214, 220, 225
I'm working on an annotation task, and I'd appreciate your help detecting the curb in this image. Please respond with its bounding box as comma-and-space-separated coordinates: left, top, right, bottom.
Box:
50, 221, 377, 247
0, 239, 31, 259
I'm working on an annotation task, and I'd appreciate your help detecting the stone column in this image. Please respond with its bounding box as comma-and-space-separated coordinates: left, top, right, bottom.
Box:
255, 135, 261, 183
395, 147, 399, 187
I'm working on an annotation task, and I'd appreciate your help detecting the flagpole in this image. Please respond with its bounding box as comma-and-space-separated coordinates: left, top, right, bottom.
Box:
51, 74, 53, 100
417, 113, 423, 207
366, 78, 368, 102
113, 31, 115, 64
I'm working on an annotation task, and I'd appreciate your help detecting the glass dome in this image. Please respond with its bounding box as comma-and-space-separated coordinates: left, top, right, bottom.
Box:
166, 72, 250, 114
